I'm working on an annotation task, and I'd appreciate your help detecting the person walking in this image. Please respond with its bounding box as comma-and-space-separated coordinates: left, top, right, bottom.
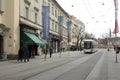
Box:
17, 47, 24, 62
60, 48, 62, 57
49, 47, 53, 58
43, 47, 48, 60
31, 47, 35, 58
23, 47, 29, 62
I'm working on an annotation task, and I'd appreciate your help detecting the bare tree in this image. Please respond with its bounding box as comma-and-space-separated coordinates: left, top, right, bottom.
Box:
72, 25, 85, 50
100, 33, 109, 47
84, 33, 96, 40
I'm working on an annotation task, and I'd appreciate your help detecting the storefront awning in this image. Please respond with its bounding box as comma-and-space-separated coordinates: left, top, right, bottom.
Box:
24, 32, 45, 46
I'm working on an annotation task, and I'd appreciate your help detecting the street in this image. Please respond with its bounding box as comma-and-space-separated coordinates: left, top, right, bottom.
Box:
0, 49, 120, 80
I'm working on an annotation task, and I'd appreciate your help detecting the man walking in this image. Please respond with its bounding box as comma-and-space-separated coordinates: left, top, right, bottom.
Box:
17, 47, 24, 62
49, 47, 53, 58
23, 47, 29, 62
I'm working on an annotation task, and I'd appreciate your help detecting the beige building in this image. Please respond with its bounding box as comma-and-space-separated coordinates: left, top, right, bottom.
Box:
0, 0, 85, 60
70, 16, 85, 47
19, 0, 44, 58
0, 0, 44, 59
44, 0, 70, 52
0, 0, 19, 59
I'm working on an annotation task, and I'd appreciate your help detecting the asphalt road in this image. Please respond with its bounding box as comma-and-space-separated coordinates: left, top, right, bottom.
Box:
0, 50, 107, 80
25, 51, 105, 80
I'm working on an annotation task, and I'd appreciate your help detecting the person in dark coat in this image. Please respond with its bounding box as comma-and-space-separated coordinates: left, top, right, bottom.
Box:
17, 48, 24, 62
31, 47, 35, 58
49, 47, 53, 58
23, 47, 29, 62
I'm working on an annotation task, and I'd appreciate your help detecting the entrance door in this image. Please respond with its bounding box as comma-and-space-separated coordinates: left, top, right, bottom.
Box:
0, 35, 3, 59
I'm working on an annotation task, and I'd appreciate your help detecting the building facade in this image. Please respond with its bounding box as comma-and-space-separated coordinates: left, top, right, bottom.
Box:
0, 0, 19, 59
0, 0, 85, 60
70, 16, 85, 47
44, 0, 70, 52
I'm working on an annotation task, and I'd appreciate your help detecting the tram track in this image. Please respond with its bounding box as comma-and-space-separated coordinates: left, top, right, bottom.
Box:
54, 51, 104, 80
24, 51, 104, 80
22, 53, 86, 80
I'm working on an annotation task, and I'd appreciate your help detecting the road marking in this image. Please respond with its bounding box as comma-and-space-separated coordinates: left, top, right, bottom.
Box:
26, 52, 100, 80
85, 52, 106, 80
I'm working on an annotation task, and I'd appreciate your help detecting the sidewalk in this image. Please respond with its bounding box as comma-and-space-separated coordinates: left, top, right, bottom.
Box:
0, 51, 84, 68
107, 50, 120, 80
85, 49, 120, 80
27, 51, 86, 65
0, 51, 83, 62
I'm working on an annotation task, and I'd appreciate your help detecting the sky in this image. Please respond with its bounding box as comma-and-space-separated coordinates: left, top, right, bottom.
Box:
56, 0, 120, 38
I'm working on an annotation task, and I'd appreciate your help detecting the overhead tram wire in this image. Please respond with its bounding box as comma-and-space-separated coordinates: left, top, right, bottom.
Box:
71, 1, 95, 20
85, 1, 114, 24
101, 4, 114, 17
83, 0, 104, 20
73, 0, 102, 23
70, 0, 114, 25
86, 0, 96, 18
82, 0, 93, 18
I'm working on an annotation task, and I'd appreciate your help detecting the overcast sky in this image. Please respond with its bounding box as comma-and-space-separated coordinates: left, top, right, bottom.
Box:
56, 0, 120, 38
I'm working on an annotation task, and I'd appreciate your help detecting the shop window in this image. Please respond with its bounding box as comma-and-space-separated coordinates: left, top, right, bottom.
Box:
0, 0, 4, 15
35, 0, 38, 3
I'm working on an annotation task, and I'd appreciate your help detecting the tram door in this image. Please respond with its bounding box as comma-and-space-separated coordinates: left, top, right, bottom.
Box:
0, 35, 3, 59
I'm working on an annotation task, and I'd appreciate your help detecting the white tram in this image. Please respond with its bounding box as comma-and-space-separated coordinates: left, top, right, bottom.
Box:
82, 39, 98, 53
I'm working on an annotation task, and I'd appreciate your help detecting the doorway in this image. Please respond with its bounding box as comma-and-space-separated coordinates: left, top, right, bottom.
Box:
0, 35, 3, 59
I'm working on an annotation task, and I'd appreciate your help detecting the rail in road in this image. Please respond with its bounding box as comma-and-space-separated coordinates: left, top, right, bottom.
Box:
0, 51, 87, 80
25, 51, 106, 80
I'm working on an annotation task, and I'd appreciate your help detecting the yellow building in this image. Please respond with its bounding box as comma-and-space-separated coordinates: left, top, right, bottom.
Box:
0, 0, 19, 59
19, 0, 44, 58
0, 0, 85, 60
0, 0, 44, 59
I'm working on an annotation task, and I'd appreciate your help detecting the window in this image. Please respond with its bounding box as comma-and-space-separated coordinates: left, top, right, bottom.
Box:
0, 0, 3, 14
52, 22, 54, 31
25, 7, 29, 18
52, 4, 54, 15
35, 0, 38, 3
35, 13, 38, 23
24, 0, 31, 6
55, 23, 57, 32
55, 8, 57, 17
48, 3, 50, 12
42, 0, 44, 4
34, 7, 39, 23
0, 0, 1, 10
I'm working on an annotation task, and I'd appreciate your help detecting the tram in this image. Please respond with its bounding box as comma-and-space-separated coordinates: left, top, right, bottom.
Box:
82, 39, 98, 53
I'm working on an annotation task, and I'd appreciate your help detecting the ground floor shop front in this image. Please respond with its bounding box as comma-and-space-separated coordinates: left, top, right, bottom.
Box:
20, 24, 45, 58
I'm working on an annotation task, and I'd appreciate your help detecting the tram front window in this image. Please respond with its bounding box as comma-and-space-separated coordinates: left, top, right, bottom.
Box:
84, 42, 92, 49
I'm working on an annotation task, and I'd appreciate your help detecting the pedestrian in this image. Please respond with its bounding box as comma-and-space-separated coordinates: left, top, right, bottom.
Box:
23, 47, 29, 62
60, 48, 62, 57
49, 47, 53, 58
17, 47, 24, 62
31, 47, 35, 58
43, 47, 47, 60
114, 46, 116, 51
